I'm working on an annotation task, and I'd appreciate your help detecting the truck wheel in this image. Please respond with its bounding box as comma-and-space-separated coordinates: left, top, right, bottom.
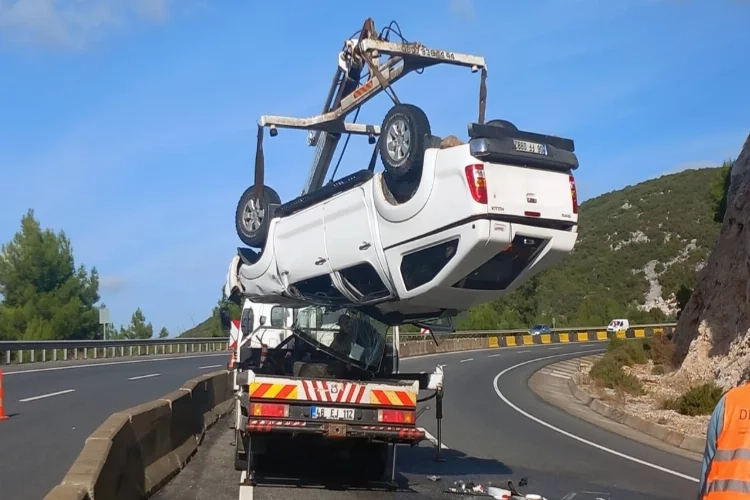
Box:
235, 185, 281, 249
379, 104, 431, 183
234, 430, 248, 471
486, 119, 518, 131
352, 441, 388, 481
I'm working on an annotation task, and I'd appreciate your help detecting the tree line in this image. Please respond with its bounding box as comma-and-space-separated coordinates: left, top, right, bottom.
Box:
0, 210, 169, 341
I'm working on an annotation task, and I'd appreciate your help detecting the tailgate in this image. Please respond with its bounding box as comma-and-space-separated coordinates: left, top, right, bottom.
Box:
482, 162, 576, 223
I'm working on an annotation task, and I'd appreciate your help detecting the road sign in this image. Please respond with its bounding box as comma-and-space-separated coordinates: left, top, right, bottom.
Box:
99, 308, 110, 325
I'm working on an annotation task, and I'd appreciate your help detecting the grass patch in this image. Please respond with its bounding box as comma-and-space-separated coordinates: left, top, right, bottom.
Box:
662, 383, 724, 416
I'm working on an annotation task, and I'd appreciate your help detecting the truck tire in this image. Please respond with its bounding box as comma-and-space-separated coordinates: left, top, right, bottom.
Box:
486, 119, 518, 131
379, 104, 431, 183
351, 441, 388, 481
235, 184, 281, 249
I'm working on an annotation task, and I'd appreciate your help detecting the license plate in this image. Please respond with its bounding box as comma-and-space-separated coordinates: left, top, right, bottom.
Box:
311, 406, 355, 421
513, 139, 548, 155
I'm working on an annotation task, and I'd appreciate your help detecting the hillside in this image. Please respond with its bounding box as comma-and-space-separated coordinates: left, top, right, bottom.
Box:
459, 165, 731, 330
182, 166, 730, 336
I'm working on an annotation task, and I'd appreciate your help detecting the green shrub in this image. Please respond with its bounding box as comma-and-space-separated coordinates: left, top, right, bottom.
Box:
590, 356, 644, 395
609, 340, 649, 366
607, 338, 627, 352
674, 383, 724, 416
652, 364, 666, 375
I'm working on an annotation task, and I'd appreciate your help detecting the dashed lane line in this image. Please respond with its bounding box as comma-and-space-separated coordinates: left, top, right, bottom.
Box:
127, 373, 161, 381
19, 389, 75, 402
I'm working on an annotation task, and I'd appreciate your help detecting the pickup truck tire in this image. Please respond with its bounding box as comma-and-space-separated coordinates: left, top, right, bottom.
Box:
486, 119, 518, 131
235, 184, 281, 249
379, 104, 431, 184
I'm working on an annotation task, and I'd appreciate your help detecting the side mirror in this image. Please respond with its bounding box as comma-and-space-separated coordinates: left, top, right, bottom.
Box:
410, 317, 455, 346
219, 306, 231, 336
259, 316, 267, 326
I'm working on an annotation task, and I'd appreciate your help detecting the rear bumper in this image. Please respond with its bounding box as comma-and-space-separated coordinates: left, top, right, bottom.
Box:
246, 419, 425, 445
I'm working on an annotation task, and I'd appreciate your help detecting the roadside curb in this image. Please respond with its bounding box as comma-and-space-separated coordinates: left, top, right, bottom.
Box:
561, 355, 707, 455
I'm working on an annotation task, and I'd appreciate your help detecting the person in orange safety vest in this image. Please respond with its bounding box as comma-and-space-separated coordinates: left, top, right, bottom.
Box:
699, 383, 750, 499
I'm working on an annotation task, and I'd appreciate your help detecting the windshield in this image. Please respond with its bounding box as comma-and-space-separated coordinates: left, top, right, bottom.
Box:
293, 306, 388, 370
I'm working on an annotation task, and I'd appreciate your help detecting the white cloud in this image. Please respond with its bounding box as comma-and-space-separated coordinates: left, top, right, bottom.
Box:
448, 0, 475, 21
0, 0, 176, 49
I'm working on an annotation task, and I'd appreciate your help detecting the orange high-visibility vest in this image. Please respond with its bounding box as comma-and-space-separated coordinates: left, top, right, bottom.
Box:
704, 384, 750, 499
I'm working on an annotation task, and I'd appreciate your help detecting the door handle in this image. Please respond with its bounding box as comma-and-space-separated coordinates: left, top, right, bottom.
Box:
315, 257, 327, 266
359, 242, 371, 251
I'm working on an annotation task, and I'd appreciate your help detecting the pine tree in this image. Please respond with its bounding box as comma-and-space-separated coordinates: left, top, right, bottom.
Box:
0, 209, 100, 341
120, 308, 153, 339
159, 326, 169, 339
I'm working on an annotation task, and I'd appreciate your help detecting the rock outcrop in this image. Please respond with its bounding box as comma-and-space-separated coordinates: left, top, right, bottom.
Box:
673, 133, 750, 388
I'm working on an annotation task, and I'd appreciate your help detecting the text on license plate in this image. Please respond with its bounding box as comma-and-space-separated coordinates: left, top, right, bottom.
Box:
513, 139, 548, 156
311, 406, 355, 421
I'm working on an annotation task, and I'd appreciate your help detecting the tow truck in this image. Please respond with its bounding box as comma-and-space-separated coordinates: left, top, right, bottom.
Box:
219, 300, 448, 496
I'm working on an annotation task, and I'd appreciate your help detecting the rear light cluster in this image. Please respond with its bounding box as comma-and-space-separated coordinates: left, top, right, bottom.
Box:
377, 409, 415, 424
569, 174, 578, 214
250, 402, 289, 418
464, 164, 487, 204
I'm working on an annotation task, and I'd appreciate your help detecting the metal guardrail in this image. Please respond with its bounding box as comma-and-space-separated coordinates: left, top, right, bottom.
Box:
0, 322, 677, 366
0, 337, 231, 365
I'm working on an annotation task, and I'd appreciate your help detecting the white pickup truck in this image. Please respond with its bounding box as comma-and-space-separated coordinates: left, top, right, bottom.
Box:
226, 19, 579, 326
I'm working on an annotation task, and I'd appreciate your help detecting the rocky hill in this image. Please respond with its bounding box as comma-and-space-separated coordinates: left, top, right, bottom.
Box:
673, 134, 750, 388
460, 164, 731, 329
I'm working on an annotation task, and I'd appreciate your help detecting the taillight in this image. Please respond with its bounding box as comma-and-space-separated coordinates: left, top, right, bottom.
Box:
377, 409, 416, 424
250, 402, 289, 418
569, 175, 578, 214
465, 164, 488, 204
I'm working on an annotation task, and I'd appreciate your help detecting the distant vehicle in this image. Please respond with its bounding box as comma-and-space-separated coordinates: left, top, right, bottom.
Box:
528, 324, 551, 336
607, 319, 630, 333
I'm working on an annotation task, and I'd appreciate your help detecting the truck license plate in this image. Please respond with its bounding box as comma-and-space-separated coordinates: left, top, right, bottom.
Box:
311, 406, 355, 421
513, 139, 548, 156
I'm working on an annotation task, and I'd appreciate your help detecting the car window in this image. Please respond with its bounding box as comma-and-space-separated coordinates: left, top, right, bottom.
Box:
270, 307, 288, 328
293, 306, 386, 370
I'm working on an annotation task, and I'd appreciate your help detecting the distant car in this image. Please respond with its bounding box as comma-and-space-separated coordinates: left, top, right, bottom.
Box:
607, 319, 630, 333
528, 324, 551, 336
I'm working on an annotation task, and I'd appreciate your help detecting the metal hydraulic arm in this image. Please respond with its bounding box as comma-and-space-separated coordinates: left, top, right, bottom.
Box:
252, 18, 488, 199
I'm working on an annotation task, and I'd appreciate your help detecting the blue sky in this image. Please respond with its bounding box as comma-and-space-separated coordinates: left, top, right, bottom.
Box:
0, 0, 748, 335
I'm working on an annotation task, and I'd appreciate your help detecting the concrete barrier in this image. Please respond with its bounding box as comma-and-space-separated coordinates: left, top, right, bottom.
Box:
45, 370, 233, 500
45, 330, 662, 499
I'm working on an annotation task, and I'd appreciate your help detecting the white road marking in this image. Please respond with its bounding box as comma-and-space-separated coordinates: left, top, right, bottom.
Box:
3, 353, 227, 376
460, 358, 474, 363
19, 389, 75, 402
199, 364, 222, 370
518, 349, 532, 353
239, 472, 254, 499
492, 350, 700, 483
128, 373, 160, 381
420, 427, 449, 449
549, 347, 563, 350
488, 353, 503, 358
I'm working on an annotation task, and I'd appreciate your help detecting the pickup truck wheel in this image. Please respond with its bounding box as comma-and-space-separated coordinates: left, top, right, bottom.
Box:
235, 185, 281, 249
486, 119, 518, 131
379, 104, 431, 182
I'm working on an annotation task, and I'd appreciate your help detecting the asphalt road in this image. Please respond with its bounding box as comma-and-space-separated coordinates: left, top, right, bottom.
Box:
155, 343, 703, 500
0, 351, 230, 500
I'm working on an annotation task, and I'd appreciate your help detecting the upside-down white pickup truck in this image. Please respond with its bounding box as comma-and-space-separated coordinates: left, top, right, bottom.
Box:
226, 18, 579, 327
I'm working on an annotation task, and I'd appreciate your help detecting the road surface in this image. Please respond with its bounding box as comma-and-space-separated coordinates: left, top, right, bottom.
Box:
155, 343, 703, 500
0, 351, 230, 500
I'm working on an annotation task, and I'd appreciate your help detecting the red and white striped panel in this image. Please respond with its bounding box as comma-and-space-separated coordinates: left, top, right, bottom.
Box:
300, 380, 367, 404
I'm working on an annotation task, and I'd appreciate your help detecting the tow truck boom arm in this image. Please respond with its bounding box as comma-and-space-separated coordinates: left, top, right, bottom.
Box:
253, 18, 488, 197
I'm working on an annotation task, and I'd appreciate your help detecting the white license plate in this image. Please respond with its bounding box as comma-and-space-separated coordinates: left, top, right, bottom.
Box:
311, 406, 355, 421
513, 139, 548, 156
